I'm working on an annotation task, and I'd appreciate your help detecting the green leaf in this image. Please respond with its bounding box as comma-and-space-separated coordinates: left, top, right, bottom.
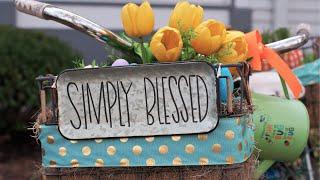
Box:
133, 42, 154, 63
101, 34, 133, 52
119, 32, 134, 44
91, 59, 96, 67
73, 58, 85, 68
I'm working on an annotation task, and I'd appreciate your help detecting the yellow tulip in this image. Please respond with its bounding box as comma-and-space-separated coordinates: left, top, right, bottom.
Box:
217, 31, 248, 64
150, 26, 183, 62
169, 1, 203, 32
191, 19, 226, 56
121, 1, 154, 38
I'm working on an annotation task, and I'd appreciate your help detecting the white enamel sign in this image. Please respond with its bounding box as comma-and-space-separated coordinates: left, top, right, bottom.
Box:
57, 62, 218, 139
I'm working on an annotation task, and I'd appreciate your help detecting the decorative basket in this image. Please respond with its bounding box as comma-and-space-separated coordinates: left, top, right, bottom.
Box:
35, 63, 255, 179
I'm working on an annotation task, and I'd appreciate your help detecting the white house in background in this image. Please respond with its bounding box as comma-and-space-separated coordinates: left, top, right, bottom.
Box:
0, 0, 319, 61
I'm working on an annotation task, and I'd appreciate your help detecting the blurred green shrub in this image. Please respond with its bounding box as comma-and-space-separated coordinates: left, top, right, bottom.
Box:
0, 25, 81, 132
262, 28, 291, 44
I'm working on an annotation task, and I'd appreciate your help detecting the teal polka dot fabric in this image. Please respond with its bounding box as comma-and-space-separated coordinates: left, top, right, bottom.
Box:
40, 115, 255, 167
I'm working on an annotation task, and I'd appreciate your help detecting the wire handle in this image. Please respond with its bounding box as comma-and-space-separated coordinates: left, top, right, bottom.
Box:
266, 24, 310, 53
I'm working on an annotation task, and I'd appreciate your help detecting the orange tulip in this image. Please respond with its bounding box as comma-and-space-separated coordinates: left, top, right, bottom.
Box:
150, 26, 183, 62
217, 31, 248, 64
121, 1, 154, 38
168, 1, 203, 32
191, 19, 226, 56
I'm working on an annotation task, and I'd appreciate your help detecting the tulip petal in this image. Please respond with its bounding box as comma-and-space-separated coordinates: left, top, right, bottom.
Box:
207, 21, 225, 36
175, 1, 190, 30
233, 37, 248, 56
192, 6, 204, 28
220, 49, 238, 63
168, 1, 203, 32
121, 4, 134, 37
182, 4, 196, 30
217, 42, 239, 63
168, 9, 178, 28
137, 1, 154, 36
121, 3, 139, 37
150, 26, 182, 62
166, 47, 181, 61
191, 19, 226, 56
225, 31, 244, 42
210, 35, 223, 52
150, 32, 167, 61
237, 53, 247, 61
127, 3, 139, 37
153, 42, 168, 61
168, 1, 184, 29
162, 30, 180, 50
217, 30, 248, 64
192, 27, 214, 55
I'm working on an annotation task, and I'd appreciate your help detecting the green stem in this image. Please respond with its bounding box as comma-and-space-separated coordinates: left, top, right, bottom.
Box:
140, 37, 147, 64
279, 74, 290, 99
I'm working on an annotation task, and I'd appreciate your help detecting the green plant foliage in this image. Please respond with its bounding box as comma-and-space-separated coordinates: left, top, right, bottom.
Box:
0, 25, 81, 131
180, 28, 197, 61
73, 58, 109, 68
132, 41, 154, 63
262, 28, 291, 44
118, 32, 153, 64
73, 58, 86, 68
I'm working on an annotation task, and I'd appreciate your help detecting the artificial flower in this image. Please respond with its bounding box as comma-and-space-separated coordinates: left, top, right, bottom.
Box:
217, 31, 248, 64
121, 1, 154, 38
150, 26, 183, 62
191, 19, 226, 56
168, 1, 203, 32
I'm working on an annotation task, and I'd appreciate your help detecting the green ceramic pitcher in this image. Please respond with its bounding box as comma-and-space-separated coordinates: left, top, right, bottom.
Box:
252, 93, 309, 178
